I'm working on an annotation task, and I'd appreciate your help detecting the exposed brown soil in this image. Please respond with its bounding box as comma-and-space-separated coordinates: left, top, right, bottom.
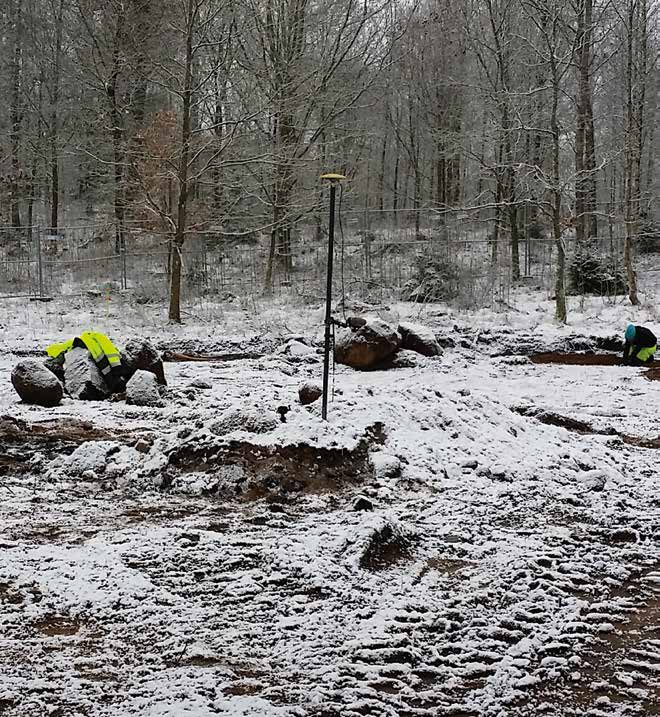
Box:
646, 365, 660, 381
622, 434, 660, 449
531, 352, 622, 366
33, 616, 82, 636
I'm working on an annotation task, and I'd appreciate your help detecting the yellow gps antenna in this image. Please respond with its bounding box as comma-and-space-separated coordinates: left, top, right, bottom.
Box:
320, 172, 347, 420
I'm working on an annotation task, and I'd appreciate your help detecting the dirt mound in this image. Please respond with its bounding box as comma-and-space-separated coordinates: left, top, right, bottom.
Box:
167, 423, 386, 501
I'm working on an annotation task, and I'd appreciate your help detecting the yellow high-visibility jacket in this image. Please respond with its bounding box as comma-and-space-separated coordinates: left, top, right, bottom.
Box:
46, 331, 123, 382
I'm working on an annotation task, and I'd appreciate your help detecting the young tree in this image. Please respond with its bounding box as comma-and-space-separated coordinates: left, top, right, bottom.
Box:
7, 0, 25, 228
522, 0, 579, 322
621, 0, 652, 305
574, 0, 598, 243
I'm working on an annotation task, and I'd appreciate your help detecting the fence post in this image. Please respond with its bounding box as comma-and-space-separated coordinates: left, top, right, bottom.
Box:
37, 226, 44, 299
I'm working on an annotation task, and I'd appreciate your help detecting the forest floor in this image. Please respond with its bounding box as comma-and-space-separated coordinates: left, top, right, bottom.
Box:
0, 296, 658, 717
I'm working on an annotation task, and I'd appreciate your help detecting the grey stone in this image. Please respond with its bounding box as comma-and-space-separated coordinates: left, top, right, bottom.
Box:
580, 469, 607, 492
123, 338, 166, 385
11, 359, 64, 407
388, 350, 419, 369
353, 496, 374, 511
299, 381, 323, 405
134, 438, 152, 453
64, 347, 110, 401
126, 370, 162, 407
398, 322, 443, 357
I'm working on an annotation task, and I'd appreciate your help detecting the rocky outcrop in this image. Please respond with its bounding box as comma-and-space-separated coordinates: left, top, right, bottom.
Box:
11, 360, 64, 407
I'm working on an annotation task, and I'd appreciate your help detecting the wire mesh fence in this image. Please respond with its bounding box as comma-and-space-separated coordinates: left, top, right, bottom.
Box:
0, 210, 656, 313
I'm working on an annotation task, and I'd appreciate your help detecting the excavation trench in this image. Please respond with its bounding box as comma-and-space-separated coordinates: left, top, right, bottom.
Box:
530, 351, 658, 381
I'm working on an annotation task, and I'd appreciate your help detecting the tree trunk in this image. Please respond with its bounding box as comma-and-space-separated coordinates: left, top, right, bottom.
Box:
108, 11, 126, 254
392, 146, 400, 219
574, 1, 586, 243
575, 0, 597, 242
550, 40, 566, 322
378, 131, 387, 212
212, 69, 226, 219
622, 0, 647, 306
168, 0, 197, 322
491, 141, 504, 267
9, 0, 24, 228
49, 0, 65, 233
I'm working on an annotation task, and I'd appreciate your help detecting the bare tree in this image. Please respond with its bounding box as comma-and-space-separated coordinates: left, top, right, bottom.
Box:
621, 0, 652, 305
7, 0, 25, 228
522, 0, 579, 323
464, 0, 525, 280
574, 0, 599, 243
240, 0, 399, 292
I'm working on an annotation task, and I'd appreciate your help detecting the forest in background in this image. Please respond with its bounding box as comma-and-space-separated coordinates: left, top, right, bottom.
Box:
0, 0, 658, 321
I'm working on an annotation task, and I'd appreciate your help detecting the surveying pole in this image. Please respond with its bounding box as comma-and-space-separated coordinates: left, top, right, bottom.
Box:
320, 173, 347, 421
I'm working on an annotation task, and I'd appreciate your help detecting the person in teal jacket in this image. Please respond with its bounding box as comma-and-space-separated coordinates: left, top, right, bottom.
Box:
623, 324, 656, 365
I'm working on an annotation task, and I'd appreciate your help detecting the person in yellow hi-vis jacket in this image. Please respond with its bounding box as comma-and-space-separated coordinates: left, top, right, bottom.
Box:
46, 331, 127, 393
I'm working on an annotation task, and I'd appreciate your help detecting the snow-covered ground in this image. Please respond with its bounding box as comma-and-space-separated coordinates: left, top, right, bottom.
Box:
0, 294, 658, 716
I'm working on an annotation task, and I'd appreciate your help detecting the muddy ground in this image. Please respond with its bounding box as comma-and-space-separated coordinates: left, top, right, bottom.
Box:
0, 329, 658, 717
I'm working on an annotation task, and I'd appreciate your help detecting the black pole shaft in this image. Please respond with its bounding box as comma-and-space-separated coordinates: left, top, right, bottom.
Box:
321, 183, 337, 421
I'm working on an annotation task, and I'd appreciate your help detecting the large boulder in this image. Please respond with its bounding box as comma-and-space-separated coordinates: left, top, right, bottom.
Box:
126, 370, 162, 407
398, 322, 443, 357
334, 318, 401, 370
64, 347, 110, 401
11, 359, 64, 407
122, 338, 166, 386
